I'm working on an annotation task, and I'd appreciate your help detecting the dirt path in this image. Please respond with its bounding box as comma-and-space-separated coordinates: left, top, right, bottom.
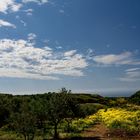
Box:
79, 123, 140, 140
81, 123, 109, 139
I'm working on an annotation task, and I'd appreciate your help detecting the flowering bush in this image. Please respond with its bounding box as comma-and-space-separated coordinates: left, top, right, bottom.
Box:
65, 107, 140, 135
65, 115, 98, 132
96, 108, 140, 133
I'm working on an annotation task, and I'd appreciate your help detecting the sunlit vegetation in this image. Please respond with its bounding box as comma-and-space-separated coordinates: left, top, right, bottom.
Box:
96, 108, 140, 135
0, 89, 139, 139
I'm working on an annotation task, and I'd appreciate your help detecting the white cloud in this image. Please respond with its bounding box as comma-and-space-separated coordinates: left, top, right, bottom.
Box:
20, 20, 27, 26
0, 19, 16, 28
28, 33, 37, 40
93, 52, 140, 66
15, 16, 27, 27
86, 48, 94, 60
0, 0, 22, 13
0, 68, 58, 80
0, 0, 49, 14
44, 46, 52, 51
64, 50, 77, 57
126, 68, 140, 72
22, 0, 49, 5
0, 38, 87, 80
23, 8, 33, 16
120, 68, 140, 82
56, 46, 62, 49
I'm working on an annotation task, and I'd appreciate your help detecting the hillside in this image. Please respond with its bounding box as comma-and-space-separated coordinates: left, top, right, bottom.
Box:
130, 90, 140, 105
0, 90, 139, 139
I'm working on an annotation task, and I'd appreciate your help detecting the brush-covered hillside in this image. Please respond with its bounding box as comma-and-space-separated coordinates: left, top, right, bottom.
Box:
0, 89, 139, 140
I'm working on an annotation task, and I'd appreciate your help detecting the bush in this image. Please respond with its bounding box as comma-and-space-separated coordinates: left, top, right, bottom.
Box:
80, 103, 105, 116
96, 108, 140, 135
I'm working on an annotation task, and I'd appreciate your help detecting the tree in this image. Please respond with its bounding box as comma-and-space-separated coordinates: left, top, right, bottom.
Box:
30, 98, 48, 139
64, 94, 81, 133
0, 94, 12, 128
46, 88, 77, 139
10, 100, 37, 140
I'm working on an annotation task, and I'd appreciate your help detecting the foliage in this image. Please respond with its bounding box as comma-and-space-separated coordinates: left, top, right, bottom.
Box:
130, 90, 140, 105
46, 88, 80, 139
68, 107, 140, 136
63, 113, 99, 133
0, 90, 139, 139
80, 103, 105, 116
70, 94, 107, 104
10, 101, 37, 140
96, 108, 140, 134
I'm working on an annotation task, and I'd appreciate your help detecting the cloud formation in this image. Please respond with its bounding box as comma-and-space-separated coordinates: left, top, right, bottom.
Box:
64, 50, 77, 57
28, 33, 37, 41
0, 0, 49, 14
0, 38, 87, 80
93, 52, 140, 66
120, 68, 140, 82
0, 0, 21, 13
23, 8, 33, 16
22, 0, 49, 5
0, 19, 16, 28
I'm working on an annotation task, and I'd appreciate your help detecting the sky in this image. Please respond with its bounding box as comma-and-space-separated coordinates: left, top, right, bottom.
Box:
0, 0, 140, 96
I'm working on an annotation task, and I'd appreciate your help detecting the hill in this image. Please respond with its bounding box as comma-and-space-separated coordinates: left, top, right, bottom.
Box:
129, 90, 140, 105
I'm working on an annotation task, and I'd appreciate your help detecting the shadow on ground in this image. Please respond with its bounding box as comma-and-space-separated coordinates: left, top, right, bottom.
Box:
58, 136, 101, 140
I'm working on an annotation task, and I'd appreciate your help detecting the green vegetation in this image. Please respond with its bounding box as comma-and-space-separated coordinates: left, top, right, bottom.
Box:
0, 89, 139, 139
130, 90, 140, 105
97, 108, 140, 135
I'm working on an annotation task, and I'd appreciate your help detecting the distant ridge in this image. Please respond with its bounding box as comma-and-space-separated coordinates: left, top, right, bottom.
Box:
130, 90, 140, 98
130, 90, 140, 105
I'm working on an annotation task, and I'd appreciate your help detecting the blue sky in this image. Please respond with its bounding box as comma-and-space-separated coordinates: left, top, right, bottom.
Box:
0, 0, 140, 96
